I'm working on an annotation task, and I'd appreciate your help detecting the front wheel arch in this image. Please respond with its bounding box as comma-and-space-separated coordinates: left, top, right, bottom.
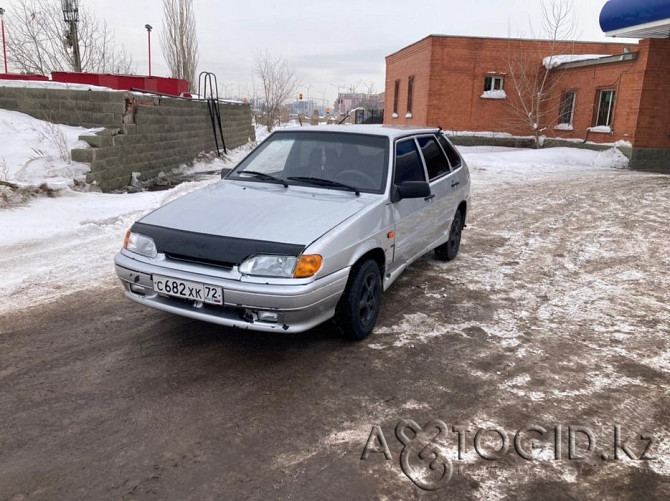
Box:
334, 252, 385, 340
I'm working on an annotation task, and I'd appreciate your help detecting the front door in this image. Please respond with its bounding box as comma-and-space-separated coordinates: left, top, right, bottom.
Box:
391, 138, 434, 265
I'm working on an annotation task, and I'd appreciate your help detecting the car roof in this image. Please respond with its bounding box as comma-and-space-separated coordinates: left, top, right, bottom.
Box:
272, 124, 441, 140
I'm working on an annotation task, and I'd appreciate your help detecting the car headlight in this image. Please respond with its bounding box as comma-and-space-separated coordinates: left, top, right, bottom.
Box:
239, 254, 323, 278
123, 230, 158, 258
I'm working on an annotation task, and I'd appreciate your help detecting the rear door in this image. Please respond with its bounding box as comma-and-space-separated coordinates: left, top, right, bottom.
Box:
416, 134, 457, 246
438, 133, 469, 221
391, 138, 434, 265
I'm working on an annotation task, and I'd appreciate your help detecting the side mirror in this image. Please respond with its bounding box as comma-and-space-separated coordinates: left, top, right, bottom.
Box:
392, 181, 431, 202
220, 167, 232, 179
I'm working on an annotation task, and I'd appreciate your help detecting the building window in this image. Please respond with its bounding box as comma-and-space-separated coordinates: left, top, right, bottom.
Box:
481, 75, 506, 99
595, 89, 616, 128
406, 76, 414, 117
393, 79, 400, 118
484, 76, 504, 92
557, 91, 576, 129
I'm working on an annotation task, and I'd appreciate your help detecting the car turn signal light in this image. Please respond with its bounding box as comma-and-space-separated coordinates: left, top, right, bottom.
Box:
294, 255, 323, 278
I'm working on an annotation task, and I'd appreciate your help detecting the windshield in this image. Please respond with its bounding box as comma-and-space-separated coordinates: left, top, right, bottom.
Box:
229, 131, 389, 194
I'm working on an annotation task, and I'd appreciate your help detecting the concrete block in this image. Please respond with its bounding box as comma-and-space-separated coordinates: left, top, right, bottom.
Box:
71, 148, 94, 163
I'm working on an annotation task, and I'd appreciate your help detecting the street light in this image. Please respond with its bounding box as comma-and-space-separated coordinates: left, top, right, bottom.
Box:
61, 0, 81, 72
0, 8, 7, 74
145, 24, 152, 76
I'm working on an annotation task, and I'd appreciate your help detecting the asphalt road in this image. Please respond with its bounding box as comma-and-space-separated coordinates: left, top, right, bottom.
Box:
1, 165, 669, 500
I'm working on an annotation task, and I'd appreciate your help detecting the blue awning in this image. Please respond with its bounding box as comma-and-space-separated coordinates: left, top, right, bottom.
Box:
600, 0, 670, 37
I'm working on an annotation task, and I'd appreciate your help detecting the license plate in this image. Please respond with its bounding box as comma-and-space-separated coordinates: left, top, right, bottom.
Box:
153, 275, 223, 305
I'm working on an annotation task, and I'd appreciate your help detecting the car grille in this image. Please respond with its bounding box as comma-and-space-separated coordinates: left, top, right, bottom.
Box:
165, 253, 235, 270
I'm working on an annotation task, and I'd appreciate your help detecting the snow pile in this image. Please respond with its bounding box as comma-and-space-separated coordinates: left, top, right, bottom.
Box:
593, 147, 629, 169
543, 54, 612, 70
460, 146, 628, 187
0, 109, 102, 189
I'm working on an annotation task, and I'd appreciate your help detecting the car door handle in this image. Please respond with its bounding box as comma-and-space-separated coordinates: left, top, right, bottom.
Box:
451, 181, 460, 188
424, 194, 436, 201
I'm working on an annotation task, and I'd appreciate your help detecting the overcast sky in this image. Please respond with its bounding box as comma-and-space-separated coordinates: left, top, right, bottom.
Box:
78, 0, 620, 104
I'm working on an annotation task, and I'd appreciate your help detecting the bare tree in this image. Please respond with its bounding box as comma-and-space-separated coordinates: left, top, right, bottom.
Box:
4, 0, 133, 74
504, 0, 577, 147
253, 50, 298, 132
160, 0, 199, 91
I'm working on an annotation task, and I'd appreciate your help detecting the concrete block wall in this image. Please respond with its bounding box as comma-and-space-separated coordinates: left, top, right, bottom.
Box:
0, 87, 127, 128
0, 87, 255, 191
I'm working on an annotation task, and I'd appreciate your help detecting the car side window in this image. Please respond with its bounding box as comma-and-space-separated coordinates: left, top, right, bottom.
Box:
417, 136, 451, 180
438, 134, 462, 170
394, 139, 426, 185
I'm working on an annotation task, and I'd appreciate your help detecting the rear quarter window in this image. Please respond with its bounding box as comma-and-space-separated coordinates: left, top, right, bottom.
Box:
438, 135, 462, 170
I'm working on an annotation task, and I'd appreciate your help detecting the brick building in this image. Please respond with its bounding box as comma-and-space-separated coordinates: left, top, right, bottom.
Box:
384, 35, 670, 171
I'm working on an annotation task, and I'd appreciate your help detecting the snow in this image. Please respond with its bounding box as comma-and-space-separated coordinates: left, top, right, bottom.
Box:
553, 123, 573, 131
0, 80, 116, 92
589, 125, 612, 134
543, 54, 612, 70
592, 147, 630, 169
480, 90, 507, 99
0, 109, 103, 189
459, 146, 628, 187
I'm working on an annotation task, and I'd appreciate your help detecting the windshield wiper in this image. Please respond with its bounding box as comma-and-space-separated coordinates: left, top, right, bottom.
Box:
287, 176, 360, 196
237, 170, 288, 188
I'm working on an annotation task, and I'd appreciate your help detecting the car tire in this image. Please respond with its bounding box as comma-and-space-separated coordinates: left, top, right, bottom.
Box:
335, 259, 382, 341
435, 210, 463, 261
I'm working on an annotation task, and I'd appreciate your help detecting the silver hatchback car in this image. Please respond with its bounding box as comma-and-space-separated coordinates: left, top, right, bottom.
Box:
115, 125, 470, 339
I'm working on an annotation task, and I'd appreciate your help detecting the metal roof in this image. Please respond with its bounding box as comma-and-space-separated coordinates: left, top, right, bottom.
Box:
600, 0, 670, 38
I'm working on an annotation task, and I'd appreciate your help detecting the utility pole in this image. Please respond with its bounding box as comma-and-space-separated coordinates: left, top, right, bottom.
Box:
145, 24, 153, 76
61, 0, 81, 72
0, 8, 8, 74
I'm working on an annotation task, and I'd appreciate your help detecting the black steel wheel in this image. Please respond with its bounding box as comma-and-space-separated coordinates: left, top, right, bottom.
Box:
435, 210, 463, 261
335, 260, 382, 340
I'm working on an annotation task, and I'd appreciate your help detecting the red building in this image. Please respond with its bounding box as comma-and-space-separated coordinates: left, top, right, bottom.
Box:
384, 35, 670, 171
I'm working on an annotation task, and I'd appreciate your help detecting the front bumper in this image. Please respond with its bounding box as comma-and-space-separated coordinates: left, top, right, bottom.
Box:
114, 252, 349, 333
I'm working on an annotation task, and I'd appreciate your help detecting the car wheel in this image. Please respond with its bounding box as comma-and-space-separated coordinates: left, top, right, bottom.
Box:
335, 260, 382, 340
435, 210, 463, 261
